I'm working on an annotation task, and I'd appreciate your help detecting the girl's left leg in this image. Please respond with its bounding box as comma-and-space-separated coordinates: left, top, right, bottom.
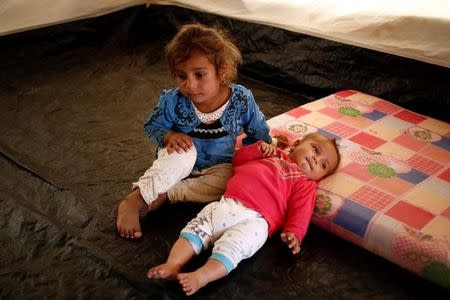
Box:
167, 163, 233, 203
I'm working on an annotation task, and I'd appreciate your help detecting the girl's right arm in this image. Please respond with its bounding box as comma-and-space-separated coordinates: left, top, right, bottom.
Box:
144, 96, 172, 148
240, 89, 272, 145
144, 93, 193, 153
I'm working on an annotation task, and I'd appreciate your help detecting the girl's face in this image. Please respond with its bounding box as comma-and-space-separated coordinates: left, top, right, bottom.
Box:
289, 137, 338, 181
174, 50, 225, 110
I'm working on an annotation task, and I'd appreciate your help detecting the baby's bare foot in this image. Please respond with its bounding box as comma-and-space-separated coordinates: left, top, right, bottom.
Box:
147, 263, 181, 280
116, 190, 146, 238
178, 272, 207, 296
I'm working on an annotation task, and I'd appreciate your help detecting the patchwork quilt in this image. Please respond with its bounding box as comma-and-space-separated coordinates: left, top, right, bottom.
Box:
257, 90, 450, 288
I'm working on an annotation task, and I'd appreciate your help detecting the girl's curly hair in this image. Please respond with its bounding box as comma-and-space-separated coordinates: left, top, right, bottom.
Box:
165, 23, 243, 84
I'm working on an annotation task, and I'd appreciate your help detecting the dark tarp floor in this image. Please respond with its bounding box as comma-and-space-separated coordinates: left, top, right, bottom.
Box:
1, 5, 448, 299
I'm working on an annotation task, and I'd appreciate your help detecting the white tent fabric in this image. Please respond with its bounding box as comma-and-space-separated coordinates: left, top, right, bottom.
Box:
1, 0, 449, 68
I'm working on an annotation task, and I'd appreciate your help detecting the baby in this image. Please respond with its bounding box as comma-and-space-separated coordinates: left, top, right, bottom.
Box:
148, 132, 340, 295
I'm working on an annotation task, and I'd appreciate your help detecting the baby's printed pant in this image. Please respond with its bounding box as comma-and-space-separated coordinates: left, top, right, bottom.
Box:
180, 197, 268, 273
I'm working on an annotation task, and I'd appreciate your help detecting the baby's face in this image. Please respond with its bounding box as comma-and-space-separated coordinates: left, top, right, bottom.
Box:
289, 137, 338, 181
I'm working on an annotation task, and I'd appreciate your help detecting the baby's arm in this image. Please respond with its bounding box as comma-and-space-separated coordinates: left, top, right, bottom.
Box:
282, 180, 317, 251
280, 232, 300, 255
258, 141, 277, 157
232, 141, 267, 166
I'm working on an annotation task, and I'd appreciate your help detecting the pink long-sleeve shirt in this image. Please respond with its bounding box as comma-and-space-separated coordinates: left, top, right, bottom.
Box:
224, 142, 317, 243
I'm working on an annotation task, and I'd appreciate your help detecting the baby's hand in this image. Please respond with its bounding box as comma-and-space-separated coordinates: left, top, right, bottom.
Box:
272, 135, 289, 149
259, 142, 277, 157
280, 232, 301, 255
166, 132, 193, 154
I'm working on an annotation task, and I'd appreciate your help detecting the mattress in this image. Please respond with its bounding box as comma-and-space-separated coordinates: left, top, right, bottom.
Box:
0, 1, 449, 67
252, 90, 450, 288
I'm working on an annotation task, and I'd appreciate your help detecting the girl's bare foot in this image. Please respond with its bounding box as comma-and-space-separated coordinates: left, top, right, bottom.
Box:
116, 189, 146, 238
147, 263, 182, 280
177, 272, 207, 296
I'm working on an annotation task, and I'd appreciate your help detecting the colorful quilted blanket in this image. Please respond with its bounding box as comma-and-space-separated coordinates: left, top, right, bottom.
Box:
259, 90, 450, 288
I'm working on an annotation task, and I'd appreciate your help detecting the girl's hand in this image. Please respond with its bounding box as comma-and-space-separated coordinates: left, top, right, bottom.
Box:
280, 232, 301, 255
259, 142, 277, 157
165, 132, 193, 154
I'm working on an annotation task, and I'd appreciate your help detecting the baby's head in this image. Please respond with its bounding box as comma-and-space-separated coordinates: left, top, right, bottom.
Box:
289, 133, 341, 181
165, 23, 242, 85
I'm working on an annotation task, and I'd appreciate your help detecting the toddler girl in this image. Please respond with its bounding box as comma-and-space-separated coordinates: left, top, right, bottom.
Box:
116, 23, 272, 238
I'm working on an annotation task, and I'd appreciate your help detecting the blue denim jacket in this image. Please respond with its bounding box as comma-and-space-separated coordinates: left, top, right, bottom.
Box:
144, 84, 271, 169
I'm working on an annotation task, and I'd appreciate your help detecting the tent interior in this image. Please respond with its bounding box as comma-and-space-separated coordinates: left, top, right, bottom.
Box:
1, 1, 449, 298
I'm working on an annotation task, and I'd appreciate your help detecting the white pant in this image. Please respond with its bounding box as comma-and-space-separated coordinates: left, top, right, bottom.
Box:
180, 197, 268, 273
132, 147, 196, 205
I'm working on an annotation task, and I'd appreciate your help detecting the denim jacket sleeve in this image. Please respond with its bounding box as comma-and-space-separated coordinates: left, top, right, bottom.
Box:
143, 90, 173, 148
240, 88, 272, 146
